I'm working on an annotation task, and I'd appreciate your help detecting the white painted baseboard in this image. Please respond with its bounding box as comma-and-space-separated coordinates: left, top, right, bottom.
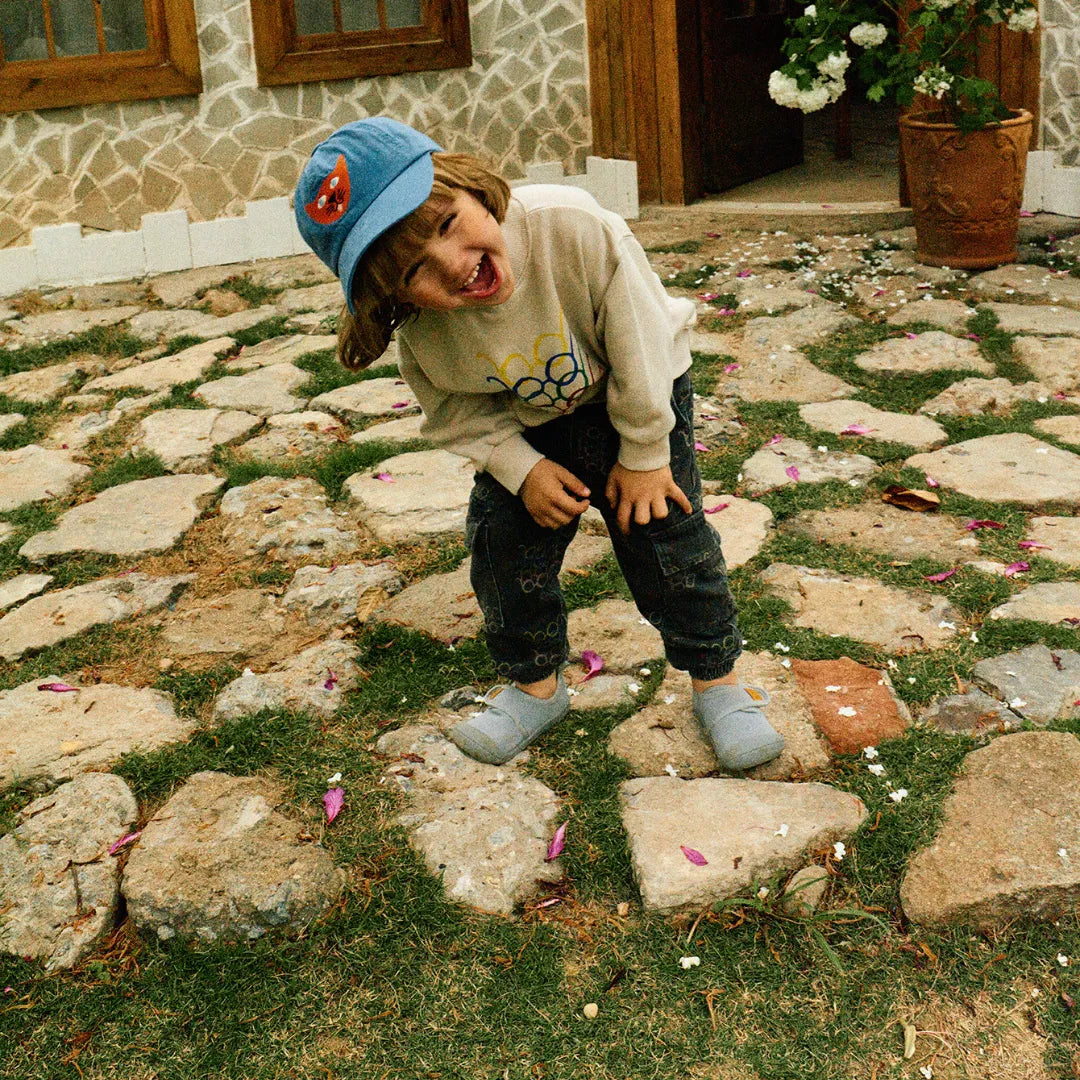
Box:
1023, 150, 1080, 217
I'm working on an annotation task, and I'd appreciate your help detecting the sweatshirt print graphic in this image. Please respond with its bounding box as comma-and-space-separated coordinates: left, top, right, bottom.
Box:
479, 311, 601, 412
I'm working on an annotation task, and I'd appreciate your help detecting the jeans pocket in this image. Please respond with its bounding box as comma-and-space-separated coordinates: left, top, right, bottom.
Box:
651, 512, 726, 578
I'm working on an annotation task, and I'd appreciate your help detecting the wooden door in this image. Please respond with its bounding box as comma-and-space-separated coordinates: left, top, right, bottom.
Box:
695, 0, 803, 191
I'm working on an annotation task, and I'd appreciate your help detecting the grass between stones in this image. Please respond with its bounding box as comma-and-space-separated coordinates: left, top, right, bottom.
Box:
3, 251, 1080, 1078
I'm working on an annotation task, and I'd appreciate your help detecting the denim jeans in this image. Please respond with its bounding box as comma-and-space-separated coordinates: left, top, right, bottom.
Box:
465, 372, 742, 684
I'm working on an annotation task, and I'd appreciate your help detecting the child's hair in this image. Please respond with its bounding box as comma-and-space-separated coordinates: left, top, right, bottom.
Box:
338, 152, 511, 370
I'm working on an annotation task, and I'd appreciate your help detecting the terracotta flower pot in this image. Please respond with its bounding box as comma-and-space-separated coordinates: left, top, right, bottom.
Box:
898, 108, 1033, 269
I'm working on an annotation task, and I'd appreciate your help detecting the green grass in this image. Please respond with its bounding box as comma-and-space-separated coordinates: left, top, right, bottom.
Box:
5, 228, 1080, 1080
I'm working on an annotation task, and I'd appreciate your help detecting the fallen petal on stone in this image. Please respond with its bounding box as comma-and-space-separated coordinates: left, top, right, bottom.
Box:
581, 650, 604, 681
680, 845, 708, 866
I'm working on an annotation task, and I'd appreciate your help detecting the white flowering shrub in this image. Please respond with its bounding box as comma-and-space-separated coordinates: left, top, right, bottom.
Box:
768, 0, 1040, 131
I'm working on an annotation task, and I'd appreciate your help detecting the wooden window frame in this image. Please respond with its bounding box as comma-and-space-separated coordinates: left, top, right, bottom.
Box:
250, 0, 471, 86
0, 0, 201, 113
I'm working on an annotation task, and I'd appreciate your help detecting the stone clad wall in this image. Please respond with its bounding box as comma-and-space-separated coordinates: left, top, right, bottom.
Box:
1041, 0, 1080, 165
0, 0, 590, 250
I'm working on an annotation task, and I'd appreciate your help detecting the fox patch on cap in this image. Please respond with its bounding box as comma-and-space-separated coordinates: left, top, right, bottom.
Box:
305, 155, 351, 225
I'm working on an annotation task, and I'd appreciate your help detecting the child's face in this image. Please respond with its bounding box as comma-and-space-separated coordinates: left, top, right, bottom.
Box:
393, 190, 514, 311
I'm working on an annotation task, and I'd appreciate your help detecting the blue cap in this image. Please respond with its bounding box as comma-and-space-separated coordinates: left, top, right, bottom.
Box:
294, 117, 443, 314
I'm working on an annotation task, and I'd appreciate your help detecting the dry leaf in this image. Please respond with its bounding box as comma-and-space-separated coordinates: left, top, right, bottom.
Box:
881, 485, 940, 512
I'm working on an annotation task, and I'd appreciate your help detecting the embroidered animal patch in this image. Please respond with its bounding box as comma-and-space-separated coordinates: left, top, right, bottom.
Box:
305, 155, 350, 224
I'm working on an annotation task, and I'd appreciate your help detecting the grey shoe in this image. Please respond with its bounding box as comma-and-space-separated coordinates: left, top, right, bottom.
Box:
692, 683, 784, 771
448, 677, 570, 764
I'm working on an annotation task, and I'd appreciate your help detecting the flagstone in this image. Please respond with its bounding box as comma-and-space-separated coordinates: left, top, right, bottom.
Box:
713, 269, 815, 313
782, 504, 979, 563
0, 573, 52, 612
743, 302, 860, 351
970, 264, 1080, 305
723, 348, 855, 404
349, 413, 426, 447
917, 376, 1050, 417
741, 438, 877, 492
146, 266, 246, 306
121, 771, 344, 942
0, 773, 138, 972
344, 449, 473, 542
43, 407, 124, 451
226, 333, 337, 371
0, 675, 193, 783
568, 598, 665, 673
129, 305, 280, 341
0, 444, 91, 511
1012, 336, 1080, 391
212, 638, 362, 721
81, 338, 235, 394
219, 475, 359, 560
620, 775, 866, 912
907, 433, 1080, 506
759, 563, 963, 651
920, 688, 1020, 737
984, 302, 1080, 336
235, 410, 348, 460
0, 356, 108, 402
853, 331, 993, 375
1034, 415, 1080, 445
988, 582, 1080, 626
900, 731, 1080, 929
789, 657, 911, 754
193, 362, 309, 416
377, 725, 564, 916
971, 644, 1080, 725
607, 652, 829, 782
781, 866, 830, 917
130, 408, 260, 471
19, 474, 224, 561
799, 400, 947, 448
565, 672, 644, 709
884, 298, 977, 332
0, 413, 24, 436
157, 589, 288, 659
283, 560, 404, 627
275, 282, 342, 313
700, 492, 773, 568
4, 305, 141, 343
310, 378, 420, 422
1026, 516, 1080, 565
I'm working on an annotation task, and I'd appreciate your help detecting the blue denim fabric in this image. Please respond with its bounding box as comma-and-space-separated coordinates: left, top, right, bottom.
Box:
465, 372, 742, 684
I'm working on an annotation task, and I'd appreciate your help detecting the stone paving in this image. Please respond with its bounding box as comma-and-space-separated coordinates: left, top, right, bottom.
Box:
2, 219, 1080, 969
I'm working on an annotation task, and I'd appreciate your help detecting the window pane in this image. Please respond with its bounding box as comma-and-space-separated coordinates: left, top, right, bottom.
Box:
101, 0, 148, 51
340, 0, 378, 32
0, 0, 49, 60
52, 0, 99, 56
385, 0, 422, 29
295, 0, 336, 35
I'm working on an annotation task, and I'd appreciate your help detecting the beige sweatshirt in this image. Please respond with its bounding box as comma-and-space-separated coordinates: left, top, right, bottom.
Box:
397, 185, 696, 494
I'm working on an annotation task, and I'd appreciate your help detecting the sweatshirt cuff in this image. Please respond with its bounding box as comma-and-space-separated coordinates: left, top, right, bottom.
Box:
486, 435, 546, 494
617, 436, 671, 473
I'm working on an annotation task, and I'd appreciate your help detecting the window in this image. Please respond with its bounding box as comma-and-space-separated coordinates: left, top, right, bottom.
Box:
250, 0, 470, 86
0, 0, 201, 113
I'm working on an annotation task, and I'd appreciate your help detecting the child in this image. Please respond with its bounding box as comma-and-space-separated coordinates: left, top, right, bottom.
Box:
294, 117, 784, 771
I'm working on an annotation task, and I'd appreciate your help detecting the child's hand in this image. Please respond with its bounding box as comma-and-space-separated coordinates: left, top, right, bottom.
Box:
520, 459, 591, 528
605, 462, 692, 535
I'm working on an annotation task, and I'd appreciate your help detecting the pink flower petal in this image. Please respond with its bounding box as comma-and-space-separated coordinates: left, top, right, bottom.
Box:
766, 434, 783, 446
840, 423, 873, 436
680, 845, 708, 866
704, 502, 730, 514
323, 670, 338, 691
785, 465, 800, 481
374, 472, 395, 483
872, 289, 886, 297
37, 682, 77, 693
698, 292, 720, 301
966, 333, 982, 342
925, 475, 939, 488
723, 362, 741, 374
924, 568, 957, 582
904, 332, 918, 339
1018, 540, 1051, 550
1004, 561, 1030, 577
391, 401, 410, 409
694, 441, 709, 452
323, 787, 345, 824
545, 821, 567, 861
581, 650, 604, 681
1019, 209, 1035, 217
717, 307, 736, 316
705, 231, 720, 239
737, 269, 752, 278
1054, 392, 1068, 401
108, 831, 142, 856
965, 519, 1004, 531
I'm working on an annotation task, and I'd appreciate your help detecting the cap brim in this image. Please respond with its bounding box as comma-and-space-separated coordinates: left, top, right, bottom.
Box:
337, 151, 435, 315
